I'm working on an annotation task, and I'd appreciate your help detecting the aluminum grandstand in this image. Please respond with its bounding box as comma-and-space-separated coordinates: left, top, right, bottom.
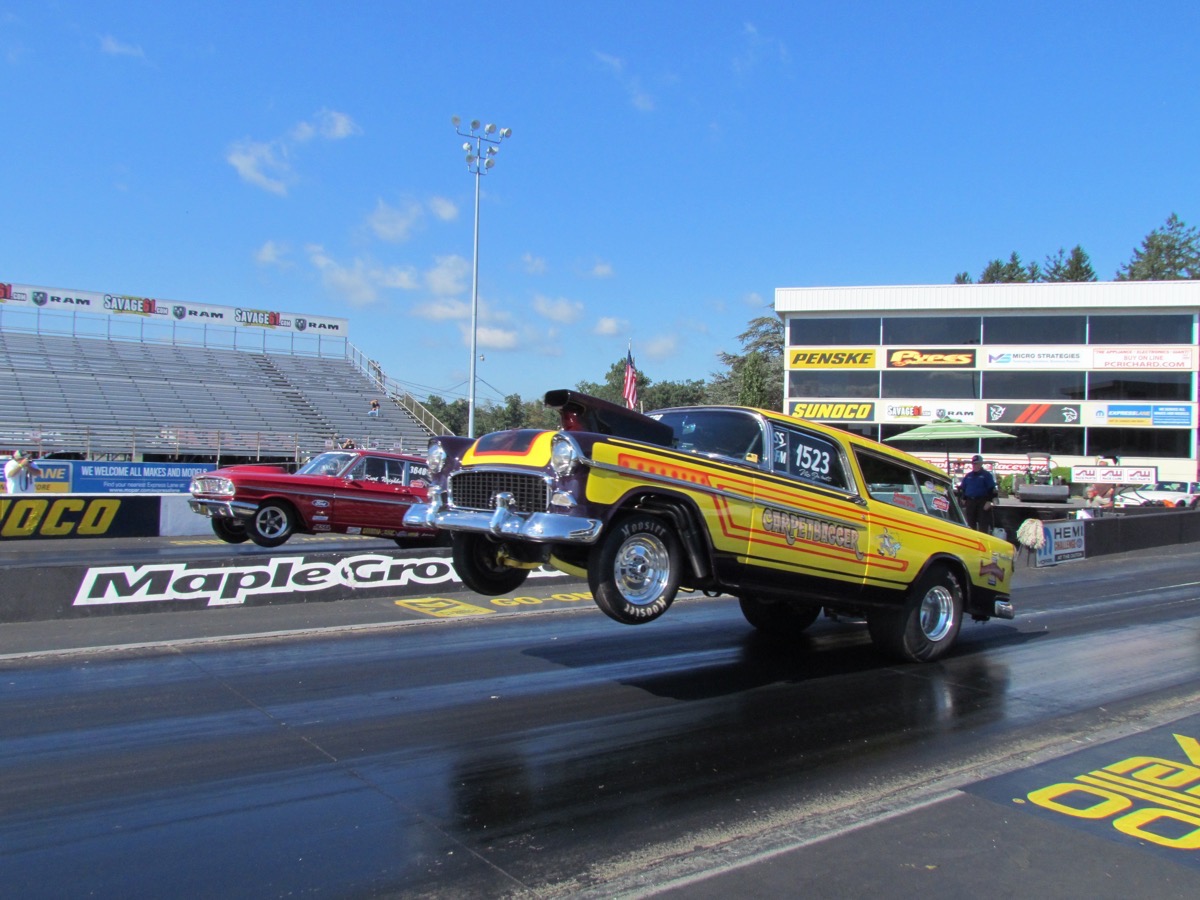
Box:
0, 283, 450, 464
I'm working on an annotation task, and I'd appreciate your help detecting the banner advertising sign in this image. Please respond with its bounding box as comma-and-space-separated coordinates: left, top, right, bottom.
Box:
986, 403, 1081, 425
1036, 520, 1086, 566
0, 460, 73, 493
1, 283, 348, 336
1071, 465, 1157, 484
788, 349, 877, 369
1092, 347, 1195, 370
983, 348, 1087, 369
789, 401, 875, 421
0, 495, 161, 540
885, 348, 976, 368
72, 462, 214, 493
1099, 404, 1193, 428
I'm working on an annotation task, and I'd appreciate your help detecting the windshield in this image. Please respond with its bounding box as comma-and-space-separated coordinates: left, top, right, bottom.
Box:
296, 452, 355, 477
651, 409, 765, 462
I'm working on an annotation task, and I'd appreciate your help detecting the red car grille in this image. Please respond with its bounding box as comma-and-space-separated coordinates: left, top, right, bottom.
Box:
448, 471, 549, 514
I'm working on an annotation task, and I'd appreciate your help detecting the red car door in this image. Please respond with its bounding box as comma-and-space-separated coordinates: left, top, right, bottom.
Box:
332, 455, 426, 536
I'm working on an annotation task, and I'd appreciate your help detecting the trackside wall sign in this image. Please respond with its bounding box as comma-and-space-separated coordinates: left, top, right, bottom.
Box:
0, 495, 160, 539
73, 553, 568, 608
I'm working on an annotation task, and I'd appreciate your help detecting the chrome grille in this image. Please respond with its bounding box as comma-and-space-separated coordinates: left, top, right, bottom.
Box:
449, 471, 549, 514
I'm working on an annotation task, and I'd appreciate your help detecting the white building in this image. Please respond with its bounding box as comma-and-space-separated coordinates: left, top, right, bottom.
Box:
774, 281, 1199, 481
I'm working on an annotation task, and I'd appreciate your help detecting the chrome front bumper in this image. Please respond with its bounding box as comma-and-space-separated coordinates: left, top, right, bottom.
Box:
403, 489, 603, 544
189, 498, 258, 519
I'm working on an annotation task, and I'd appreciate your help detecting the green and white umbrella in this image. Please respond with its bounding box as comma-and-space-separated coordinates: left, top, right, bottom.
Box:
885, 418, 1015, 470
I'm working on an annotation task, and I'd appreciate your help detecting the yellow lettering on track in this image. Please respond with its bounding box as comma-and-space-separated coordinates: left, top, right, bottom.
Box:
395, 597, 494, 618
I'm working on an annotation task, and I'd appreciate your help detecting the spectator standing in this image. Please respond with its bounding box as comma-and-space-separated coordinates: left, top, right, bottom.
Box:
4, 450, 42, 493
368, 399, 380, 417
1087, 483, 1115, 507
958, 454, 998, 533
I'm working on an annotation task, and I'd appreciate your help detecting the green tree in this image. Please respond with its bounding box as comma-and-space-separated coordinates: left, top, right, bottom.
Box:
1116, 213, 1200, 280
978, 252, 1039, 283
708, 315, 784, 410
474, 393, 527, 435
1043, 245, 1097, 282
421, 394, 467, 435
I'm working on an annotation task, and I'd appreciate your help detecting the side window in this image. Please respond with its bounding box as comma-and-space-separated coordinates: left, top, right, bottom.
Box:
856, 451, 965, 524
405, 460, 430, 487
771, 425, 850, 491
677, 411, 766, 465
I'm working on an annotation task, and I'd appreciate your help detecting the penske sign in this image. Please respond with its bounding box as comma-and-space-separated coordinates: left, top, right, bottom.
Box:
789, 349, 877, 369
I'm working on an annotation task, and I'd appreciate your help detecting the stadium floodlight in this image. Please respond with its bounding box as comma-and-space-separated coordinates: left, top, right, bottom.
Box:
452, 116, 513, 438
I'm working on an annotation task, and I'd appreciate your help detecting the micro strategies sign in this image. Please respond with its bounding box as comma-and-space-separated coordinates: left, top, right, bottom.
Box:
0, 281, 348, 336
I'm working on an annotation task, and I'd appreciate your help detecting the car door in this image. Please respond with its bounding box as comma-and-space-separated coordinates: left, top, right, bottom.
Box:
333, 455, 424, 535
852, 449, 983, 595
743, 421, 871, 601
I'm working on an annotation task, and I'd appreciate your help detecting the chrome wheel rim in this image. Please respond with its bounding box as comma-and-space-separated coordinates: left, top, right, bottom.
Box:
918, 585, 955, 642
256, 507, 287, 538
614, 534, 670, 606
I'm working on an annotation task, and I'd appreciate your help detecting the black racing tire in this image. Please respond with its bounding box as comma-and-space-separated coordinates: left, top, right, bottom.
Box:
211, 517, 249, 544
451, 534, 531, 595
867, 565, 963, 663
247, 500, 296, 548
738, 595, 821, 635
587, 513, 682, 625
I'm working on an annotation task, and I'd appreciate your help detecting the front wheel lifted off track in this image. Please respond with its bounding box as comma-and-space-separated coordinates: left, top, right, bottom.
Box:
451, 533, 531, 595
588, 513, 682, 625
868, 565, 963, 663
211, 517, 249, 544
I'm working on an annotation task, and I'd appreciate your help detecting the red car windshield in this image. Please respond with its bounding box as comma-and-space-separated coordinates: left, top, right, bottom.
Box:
296, 452, 356, 477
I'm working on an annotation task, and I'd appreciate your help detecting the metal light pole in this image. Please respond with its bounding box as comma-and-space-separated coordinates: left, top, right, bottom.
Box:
452, 117, 512, 438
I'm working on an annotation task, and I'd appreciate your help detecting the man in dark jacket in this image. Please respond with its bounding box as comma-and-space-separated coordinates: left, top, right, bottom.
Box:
959, 454, 998, 533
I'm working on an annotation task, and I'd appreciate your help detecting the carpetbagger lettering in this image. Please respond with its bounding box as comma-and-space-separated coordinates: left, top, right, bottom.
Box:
762, 507, 864, 560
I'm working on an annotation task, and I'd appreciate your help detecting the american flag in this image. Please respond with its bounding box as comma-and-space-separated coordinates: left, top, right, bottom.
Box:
622, 349, 638, 410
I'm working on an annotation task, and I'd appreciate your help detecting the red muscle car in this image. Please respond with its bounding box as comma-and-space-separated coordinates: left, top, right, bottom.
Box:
189, 449, 439, 547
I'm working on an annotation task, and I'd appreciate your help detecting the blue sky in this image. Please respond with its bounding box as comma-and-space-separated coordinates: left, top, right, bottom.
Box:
3, 2, 1198, 406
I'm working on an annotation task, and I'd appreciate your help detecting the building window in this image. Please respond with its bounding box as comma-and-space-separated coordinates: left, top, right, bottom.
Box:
1087, 371, 1193, 401
1087, 428, 1192, 459
882, 316, 981, 345
789, 370, 880, 398
983, 315, 1087, 345
1088, 314, 1193, 344
881, 370, 980, 399
1006, 426, 1085, 456
788, 317, 881, 346
982, 371, 1086, 400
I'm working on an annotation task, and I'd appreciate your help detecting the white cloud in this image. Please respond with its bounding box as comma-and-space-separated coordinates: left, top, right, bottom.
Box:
426, 255, 470, 296
255, 240, 290, 267
306, 246, 378, 307
99, 35, 145, 59
594, 316, 624, 336
522, 252, 547, 275
733, 22, 789, 75
369, 198, 423, 243
428, 196, 458, 221
229, 109, 359, 195
643, 335, 678, 359
375, 266, 420, 290
473, 324, 520, 350
594, 51, 655, 112
590, 260, 615, 278
533, 295, 583, 324
414, 298, 471, 321
742, 291, 768, 307
226, 140, 291, 196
